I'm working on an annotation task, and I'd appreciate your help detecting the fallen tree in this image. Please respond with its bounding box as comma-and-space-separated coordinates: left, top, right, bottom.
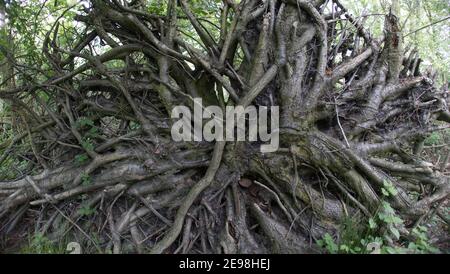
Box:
0, 0, 448, 253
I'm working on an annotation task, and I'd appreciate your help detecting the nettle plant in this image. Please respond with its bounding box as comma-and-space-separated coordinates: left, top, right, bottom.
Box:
317, 181, 440, 254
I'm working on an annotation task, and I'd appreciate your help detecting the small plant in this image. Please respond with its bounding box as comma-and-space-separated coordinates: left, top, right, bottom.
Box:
87, 126, 99, 138
20, 233, 65, 254
129, 121, 141, 130
316, 233, 339, 254
81, 138, 95, 151
381, 180, 398, 197
81, 172, 92, 186
75, 117, 94, 129
423, 131, 442, 146
317, 181, 440, 254
76, 117, 99, 152
77, 205, 96, 217
75, 153, 89, 165
405, 226, 440, 254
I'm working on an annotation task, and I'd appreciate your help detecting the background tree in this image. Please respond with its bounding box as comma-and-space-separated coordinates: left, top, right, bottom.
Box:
342, 0, 449, 85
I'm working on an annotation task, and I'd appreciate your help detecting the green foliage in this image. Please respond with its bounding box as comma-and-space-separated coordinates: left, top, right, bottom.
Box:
75, 117, 100, 152
129, 121, 141, 130
74, 153, 89, 165
407, 226, 440, 254
87, 126, 99, 138
316, 233, 339, 254
0, 156, 29, 180
382, 180, 398, 197
424, 130, 450, 146
81, 172, 91, 186
342, 0, 450, 84
81, 138, 94, 151
317, 185, 440, 254
318, 213, 440, 254
77, 205, 96, 217
19, 233, 65, 254
76, 117, 95, 129
1, 0, 82, 84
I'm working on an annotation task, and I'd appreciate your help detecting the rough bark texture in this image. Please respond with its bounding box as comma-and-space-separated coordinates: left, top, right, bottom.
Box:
0, 0, 448, 253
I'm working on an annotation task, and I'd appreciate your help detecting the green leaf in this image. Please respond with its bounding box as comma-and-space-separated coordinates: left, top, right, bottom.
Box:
87, 127, 99, 138
384, 246, 398, 254
391, 216, 403, 224
316, 239, 324, 247
382, 202, 395, 214
76, 117, 94, 128
81, 139, 94, 151
75, 154, 89, 165
417, 225, 428, 232
383, 180, 398, 196
389, 226, 400, 240
340, 244, 349, 253
81, 173, 91, 186
369, 218, 378, 229
321, 233, 339, 254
